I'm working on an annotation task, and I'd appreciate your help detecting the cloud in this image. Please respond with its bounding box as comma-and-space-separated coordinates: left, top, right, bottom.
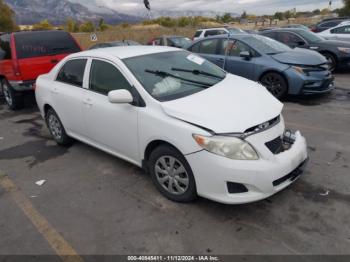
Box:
72, 0, 344, 14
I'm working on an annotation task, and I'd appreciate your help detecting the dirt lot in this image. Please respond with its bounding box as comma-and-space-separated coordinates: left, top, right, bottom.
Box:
0, 72, 350, 258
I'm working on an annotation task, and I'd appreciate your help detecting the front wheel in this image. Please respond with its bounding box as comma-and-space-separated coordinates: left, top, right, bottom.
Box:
0, 79, 24, 110
323, 52, 337, 72
149, 145, 197, 202
260, 72, 288, 100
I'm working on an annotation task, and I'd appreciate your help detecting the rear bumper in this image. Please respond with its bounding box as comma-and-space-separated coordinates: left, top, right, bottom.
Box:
8, 80, 35, 92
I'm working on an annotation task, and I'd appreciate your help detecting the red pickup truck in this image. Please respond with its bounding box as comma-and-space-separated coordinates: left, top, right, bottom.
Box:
0, 30, 82, 110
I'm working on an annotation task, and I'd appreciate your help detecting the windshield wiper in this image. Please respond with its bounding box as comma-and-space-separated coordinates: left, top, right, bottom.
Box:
145, 70, 213, 87
171, 67, 225, 79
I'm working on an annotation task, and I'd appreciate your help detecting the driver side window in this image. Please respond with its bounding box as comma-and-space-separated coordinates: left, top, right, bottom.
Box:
276, 32, 304, 46
220, 40, 254, 57
89, 60, 132, 95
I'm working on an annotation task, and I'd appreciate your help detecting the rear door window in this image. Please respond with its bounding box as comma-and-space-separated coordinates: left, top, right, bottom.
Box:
0, 34, 12, 60
204, 30, 226, 37
331, 25, 350, 34
14, 31, 81, 59
194, 31, 203, 37
56, 59, 87, 87
196, 39, 220, 54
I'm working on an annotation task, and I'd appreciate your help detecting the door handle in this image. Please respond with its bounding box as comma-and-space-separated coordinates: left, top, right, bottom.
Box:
51, 88, 59, 94
83, 98, 93, 106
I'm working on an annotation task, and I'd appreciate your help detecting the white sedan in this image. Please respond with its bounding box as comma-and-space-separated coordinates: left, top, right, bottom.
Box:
318, 21, 350, 41
35, 46, 308, 204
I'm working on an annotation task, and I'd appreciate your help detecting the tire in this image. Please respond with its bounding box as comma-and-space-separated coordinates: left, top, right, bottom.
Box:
45, 108, 72, 145
260, 72, 288, 100
148, 145, 197, 203
0, 79, 24, 110
322, 52, 337, 72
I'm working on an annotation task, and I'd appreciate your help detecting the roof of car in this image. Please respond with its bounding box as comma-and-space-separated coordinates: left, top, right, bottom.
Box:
261, 28, 305, 33
75, 46, 180, 60
197, 27, 227, 31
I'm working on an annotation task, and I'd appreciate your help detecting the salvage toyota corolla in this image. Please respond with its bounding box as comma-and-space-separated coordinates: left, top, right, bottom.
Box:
35, 46, 308, 204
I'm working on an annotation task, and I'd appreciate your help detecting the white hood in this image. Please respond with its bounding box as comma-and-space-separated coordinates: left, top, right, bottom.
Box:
161, 74, 283, 134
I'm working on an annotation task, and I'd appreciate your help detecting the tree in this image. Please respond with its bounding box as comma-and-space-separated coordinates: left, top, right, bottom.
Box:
274, 12, 284, 20
80, 21, 95, 32
221, 13, 232, 23
0, 0, 18, 32
312, 9, 321, 15
337, 0, 350, 16
66, 18, 79, 32
98, 18, 108, 31
32, 19, 53, 30
320, 8, 330, 15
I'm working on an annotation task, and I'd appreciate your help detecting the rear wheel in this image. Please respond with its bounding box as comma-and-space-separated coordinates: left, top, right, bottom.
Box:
260, 72, 288, 100
45, 108, 72, 145
148, 145, 197, 203
0, 79, 24, 110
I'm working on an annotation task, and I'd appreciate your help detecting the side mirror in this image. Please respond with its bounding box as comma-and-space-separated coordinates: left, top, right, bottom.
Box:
240, 51, 251, 60
296, 41, 305, 46
108, 89, 133, 104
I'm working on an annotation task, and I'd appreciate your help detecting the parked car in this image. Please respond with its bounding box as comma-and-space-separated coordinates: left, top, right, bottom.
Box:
193, 27, 245, 41
0, 30, 81, 110
35, 46, 308, 204
187, 34, 333, 99
148, 35, 192, 49
243, 29, 259, 34
317, 21, 350, 42
89, 40, 141, 49
260, 28, 350, 71
282, 24, 310, 30
310, 17, 350, 33
258, 27, 278, 32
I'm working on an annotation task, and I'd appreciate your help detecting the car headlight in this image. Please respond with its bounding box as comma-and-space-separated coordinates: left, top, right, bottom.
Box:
338, 47, 350, 54
193, 134, 259, 160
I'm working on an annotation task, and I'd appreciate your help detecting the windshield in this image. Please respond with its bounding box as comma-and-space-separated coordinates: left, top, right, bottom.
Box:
169, 37, 192, 48
241, 35, 291, 54
123, 51, 226, 102
297, 30, 324, 43
227, 28, 244, 34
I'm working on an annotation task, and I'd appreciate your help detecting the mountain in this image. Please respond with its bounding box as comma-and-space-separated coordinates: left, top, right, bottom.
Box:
139, 10, 241, 19
68, 0, 240, 19
4, 0, 141, 25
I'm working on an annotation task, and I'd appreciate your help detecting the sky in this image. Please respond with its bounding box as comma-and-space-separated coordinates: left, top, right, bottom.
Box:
78, 0, 344, 15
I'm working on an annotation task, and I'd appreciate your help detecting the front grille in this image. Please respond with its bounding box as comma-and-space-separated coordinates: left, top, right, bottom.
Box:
273, 159, 308, 187
244, 115, 280, 134
265, 136, 284, 154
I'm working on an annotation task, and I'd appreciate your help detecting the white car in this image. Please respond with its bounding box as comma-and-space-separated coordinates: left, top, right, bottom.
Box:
318, 21, 350, 41
193, 27, 245, 41
35, 46, 308, 204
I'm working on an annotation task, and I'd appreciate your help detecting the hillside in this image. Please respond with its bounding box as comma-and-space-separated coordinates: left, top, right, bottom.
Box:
4, 0, 141, 24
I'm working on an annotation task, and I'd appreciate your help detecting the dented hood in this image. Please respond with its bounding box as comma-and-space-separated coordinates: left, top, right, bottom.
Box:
161, 74, 283, 134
